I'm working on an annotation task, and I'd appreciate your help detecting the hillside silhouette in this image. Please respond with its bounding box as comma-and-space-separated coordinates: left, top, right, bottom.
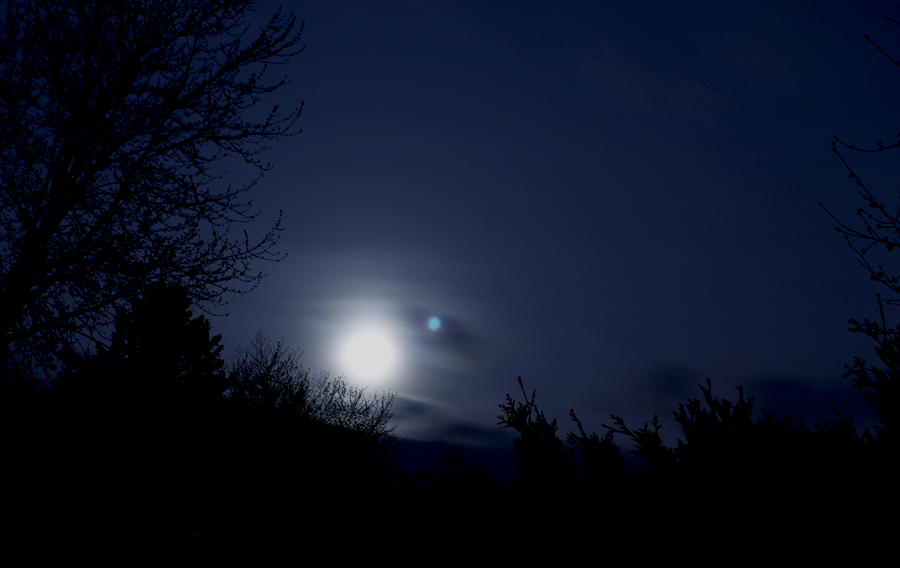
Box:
4, 283, 898, 532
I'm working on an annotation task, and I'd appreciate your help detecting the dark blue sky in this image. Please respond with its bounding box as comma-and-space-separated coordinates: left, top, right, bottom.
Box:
215, 0, 900, 448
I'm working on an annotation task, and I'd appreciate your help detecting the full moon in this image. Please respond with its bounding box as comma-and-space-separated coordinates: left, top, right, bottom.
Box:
338, 327, 398, 382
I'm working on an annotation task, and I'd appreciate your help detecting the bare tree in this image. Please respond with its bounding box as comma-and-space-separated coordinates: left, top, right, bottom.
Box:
0, 1, 304, 371
226, 332, 310, 413
820, 19, 900, 455
227, 332, 396, 441
306, 371, 396, 439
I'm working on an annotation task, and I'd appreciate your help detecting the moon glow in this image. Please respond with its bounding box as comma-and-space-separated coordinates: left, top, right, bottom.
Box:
338, 327, 398, 382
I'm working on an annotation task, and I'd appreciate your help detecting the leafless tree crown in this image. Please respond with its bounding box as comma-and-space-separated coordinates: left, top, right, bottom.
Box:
0, 1, 304, 363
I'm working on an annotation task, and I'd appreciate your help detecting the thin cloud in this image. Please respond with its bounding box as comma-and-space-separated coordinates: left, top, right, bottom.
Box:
579, 47, 729, 121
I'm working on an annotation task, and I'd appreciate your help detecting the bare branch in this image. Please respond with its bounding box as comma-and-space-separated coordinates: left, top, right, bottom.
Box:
0, 1, 305, 370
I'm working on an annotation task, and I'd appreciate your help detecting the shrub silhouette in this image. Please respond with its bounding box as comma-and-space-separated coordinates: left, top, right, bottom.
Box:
497, 375, 887, 514
498, 376, 579, 494
226, 331, 395, 439
225, 332, 312, 415
567, 409, 627, 494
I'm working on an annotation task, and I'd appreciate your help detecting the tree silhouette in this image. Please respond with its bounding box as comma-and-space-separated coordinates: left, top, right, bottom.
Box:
226, 331, 396, 440
495, 374, 884, 515
498, 377, 580, 493
0, 1, 304, 375
842, 316, 900, 456
567, 409, 626, 493
820, 18, 900, 459
226, 332, 311, 414
58, 283, 227, 411
7, 284, 232, 532
222, 332, 401, 522
35, 293, 403, 532
606, 377, 882, 508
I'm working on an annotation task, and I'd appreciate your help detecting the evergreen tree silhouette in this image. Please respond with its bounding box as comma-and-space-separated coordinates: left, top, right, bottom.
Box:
2, 284, 231, 532
55, 285, 227, 530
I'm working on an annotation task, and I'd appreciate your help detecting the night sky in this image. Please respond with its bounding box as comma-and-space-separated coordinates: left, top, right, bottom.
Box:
213, 0, 900, 451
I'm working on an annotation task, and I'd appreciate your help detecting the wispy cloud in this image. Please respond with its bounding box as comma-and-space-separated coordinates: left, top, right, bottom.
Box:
579, 47, 728, 122
392, 392, 513, 447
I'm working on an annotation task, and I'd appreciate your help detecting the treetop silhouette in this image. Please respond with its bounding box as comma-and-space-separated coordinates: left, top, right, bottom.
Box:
227, 331, 396, 441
